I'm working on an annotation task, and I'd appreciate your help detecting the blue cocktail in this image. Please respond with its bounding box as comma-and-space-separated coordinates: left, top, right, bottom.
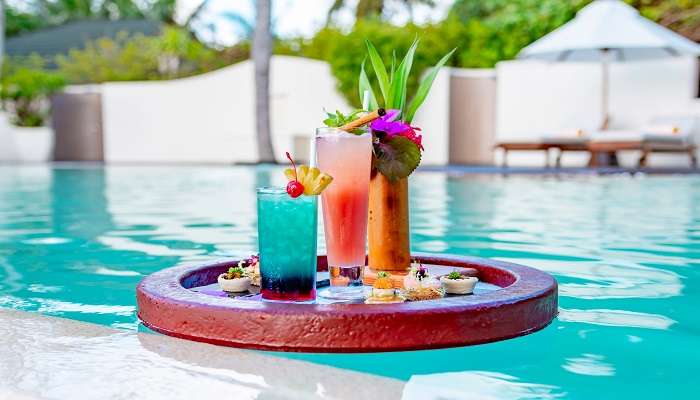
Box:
257, 187, 318, 302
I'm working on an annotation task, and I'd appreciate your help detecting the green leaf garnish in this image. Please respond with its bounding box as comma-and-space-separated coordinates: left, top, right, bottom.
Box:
322, 109, 365, 134
388, 38, 418, 119
389, 50, 397, 85
359, 60, 378, 111
404, 48, 456, 123
358, 39, 453, 123
447, 271, 463, 280
365, 39, 390, 105
374, 136, 421, 181
225, 266, 246, 279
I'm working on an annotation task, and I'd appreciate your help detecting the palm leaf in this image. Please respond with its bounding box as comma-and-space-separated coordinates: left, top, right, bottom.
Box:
359, 60, 379, 110
365, 40, 390, 106
404, 48, 456, 123
389, 50, 396, 85
388, 38, 418, 117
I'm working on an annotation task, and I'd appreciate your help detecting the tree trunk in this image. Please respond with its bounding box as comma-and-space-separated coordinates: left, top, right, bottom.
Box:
184, 0, 209, 28
253, 0, 276, 163
0, 0, 4, 77
356, 0, 384, 19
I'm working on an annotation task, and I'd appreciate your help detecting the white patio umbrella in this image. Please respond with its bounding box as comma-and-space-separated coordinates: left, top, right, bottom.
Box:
518, 0, 700, 129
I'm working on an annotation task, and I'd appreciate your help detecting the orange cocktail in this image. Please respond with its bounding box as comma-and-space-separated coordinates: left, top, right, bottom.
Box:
316, 127, 372, 299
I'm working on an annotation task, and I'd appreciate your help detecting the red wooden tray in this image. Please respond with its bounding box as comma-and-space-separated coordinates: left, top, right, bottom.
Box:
136, 253, 557, 353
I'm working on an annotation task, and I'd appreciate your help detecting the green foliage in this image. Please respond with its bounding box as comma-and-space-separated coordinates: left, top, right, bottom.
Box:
296, 21, 457, 108
449, 0, 588, 63
5, 6, 45, 37
287, 19, 511, 105
55, 27, 249, 83
326, 0, 437, 24
5, 0, 179, 36
290, 0, 700, 107
56, 32, 161, 83
1, 58, 66, 127
627, 0, 700, 41
446, 0, 699, 61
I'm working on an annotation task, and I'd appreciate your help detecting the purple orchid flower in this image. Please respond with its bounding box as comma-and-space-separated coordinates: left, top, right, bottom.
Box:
370, 109, 424, 151
369, 109, 405, 134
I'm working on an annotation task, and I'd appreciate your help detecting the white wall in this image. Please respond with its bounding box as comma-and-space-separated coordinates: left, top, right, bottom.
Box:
412, 68, 451, 165
0, 113, 53, 163
496, 57, 700, 167
101, 55, 452, 165
52, 54, 700, 168
103, 56, 349, 163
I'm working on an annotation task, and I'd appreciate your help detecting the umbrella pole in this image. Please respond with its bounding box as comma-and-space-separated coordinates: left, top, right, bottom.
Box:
601, 48, 610, 130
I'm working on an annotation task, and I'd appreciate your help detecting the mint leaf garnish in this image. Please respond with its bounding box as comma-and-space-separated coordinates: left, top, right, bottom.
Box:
322, 109, 365, 134
374, 136, 421, 181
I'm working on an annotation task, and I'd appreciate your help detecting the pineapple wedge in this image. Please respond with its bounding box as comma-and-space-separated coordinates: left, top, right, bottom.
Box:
284, 165, 333, 195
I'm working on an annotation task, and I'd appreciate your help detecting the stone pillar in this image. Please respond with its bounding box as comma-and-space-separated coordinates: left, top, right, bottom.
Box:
52, 88, 104, 162
449, 69, 497, 165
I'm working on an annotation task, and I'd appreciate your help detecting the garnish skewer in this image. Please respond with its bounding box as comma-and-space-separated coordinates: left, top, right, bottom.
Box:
340, 108, 386, 132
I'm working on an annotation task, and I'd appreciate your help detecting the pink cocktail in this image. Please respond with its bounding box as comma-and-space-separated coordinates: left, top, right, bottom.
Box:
316, 127, 372, 299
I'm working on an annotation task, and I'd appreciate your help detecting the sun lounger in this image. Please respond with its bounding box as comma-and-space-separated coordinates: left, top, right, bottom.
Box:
541, 130, 590, 168
495, 141, 550, 167
496, 117, 698, 168
588, 118, 697, 167
495, 130, 589, 168
588, 134, 696, 167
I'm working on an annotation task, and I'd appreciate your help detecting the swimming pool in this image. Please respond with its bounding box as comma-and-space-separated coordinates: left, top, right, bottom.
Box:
1, 165, 698, 399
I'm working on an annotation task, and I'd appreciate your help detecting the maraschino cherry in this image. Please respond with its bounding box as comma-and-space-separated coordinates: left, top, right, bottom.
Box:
285, 152, 304, 198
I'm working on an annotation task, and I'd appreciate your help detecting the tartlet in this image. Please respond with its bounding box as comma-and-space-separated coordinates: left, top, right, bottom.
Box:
401, 262, 445, 301
365, 272, 405, 304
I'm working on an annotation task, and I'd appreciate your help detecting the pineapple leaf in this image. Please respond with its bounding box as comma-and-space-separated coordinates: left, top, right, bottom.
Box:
388, 38, 418, 117
365, 39, 391, 106
404, 48, 456, 123
359, 60, 379, 110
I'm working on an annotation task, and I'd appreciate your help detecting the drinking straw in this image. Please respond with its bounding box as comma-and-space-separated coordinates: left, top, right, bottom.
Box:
309, 134, 317, 168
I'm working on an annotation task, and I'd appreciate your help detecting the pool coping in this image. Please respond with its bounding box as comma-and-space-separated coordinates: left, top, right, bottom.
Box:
2, 162, 699, 175
0, 308, 405, 400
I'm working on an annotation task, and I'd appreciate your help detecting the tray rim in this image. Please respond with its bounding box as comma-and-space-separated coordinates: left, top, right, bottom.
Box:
137, 253, 558, 352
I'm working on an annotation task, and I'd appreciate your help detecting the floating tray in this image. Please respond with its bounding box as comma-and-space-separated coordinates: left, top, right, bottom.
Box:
136, 253, 558, 353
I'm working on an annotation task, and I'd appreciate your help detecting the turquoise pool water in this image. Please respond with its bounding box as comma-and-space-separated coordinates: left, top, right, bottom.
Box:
1, 165, 698, 398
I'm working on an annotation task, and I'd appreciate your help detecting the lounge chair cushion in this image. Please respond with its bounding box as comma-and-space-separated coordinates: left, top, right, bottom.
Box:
540, 128, 589, 144
648, 116, 696, 136
643, 125, 681, 135
590, 130, 688, 144
496, 137, 543, 144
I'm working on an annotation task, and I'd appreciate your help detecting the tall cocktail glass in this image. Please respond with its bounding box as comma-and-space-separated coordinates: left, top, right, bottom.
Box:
316, 127, 372, 299
257, 187, 318, 302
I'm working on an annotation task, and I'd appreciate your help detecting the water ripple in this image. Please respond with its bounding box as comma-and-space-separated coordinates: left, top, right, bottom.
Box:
0, 166, 698, 398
